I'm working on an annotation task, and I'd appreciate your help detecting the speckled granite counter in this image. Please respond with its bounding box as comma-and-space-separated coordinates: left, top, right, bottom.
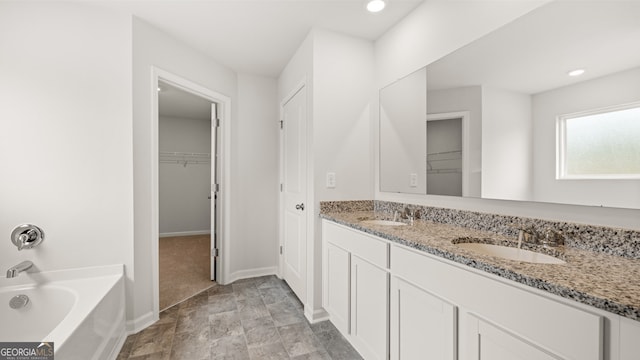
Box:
320, 201, 640, 322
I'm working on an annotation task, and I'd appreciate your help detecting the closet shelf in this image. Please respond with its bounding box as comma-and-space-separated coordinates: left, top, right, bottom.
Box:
427, 168, 462, 175
426, 150, 462, 161
159, 151, 211, 167
426, 150, 462, 174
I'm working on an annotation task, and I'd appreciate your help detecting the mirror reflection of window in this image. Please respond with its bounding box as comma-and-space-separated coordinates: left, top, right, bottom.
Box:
558, 103, 640, 179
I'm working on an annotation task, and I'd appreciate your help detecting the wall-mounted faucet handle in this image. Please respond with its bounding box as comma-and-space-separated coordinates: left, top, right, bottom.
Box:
11, 224, 45, 251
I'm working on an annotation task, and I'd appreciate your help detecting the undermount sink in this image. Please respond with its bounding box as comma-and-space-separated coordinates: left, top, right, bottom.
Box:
360, 219, 407, 227
454, 241, 566, 264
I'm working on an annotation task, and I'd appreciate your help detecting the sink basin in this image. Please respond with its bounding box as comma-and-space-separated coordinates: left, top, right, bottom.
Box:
360, 220, 407, 227
454, 242, 565, 264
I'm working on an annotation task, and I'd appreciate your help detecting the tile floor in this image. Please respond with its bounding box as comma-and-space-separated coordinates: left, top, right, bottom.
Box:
117, 275, 363, 360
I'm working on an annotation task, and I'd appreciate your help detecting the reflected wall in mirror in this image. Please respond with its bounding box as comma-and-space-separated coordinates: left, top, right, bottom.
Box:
379, 1, 640, 209
380, 67, 426, 194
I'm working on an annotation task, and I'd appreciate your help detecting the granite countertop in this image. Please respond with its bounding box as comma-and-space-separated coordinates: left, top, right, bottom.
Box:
320, 210, 640, 322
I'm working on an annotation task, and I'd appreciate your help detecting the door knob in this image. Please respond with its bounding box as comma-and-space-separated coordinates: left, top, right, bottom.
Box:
295, 203, 305, 211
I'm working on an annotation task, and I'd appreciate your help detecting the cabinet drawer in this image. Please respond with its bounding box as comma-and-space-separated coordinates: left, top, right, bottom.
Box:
323, 220, 388, 268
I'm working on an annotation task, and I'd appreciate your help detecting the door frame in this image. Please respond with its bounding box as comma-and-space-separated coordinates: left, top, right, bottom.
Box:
278, 77, 307, 281
150, 67, 232, 318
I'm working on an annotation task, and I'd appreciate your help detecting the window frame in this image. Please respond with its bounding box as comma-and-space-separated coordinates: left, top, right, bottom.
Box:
556, 101, 640, 180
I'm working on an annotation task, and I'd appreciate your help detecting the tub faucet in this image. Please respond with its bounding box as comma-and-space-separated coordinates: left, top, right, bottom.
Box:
6, 260, 33, 278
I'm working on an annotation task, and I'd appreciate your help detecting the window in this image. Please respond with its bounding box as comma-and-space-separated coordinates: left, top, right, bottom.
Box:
557, 102, 640, 179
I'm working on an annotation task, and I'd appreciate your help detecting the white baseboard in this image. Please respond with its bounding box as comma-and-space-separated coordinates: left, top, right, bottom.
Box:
126, 311, 157, 334
107, 330, 128, 360
304, 307, 329, 324
224, 266, 278, 285
159, 230, 211, 238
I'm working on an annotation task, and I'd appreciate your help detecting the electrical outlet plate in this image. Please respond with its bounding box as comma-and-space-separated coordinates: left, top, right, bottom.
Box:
326, 172, 336, 188
410, 173, 418, 187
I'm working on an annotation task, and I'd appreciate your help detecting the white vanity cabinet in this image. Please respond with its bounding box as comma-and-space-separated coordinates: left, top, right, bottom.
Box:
322, 219, 639, 360
620, 317, 640, 359
324, 241, 350, 335
465, 315, 559, 360
391, 244, 603, 360
389, 275, 457, 360
322, 221, 389, 360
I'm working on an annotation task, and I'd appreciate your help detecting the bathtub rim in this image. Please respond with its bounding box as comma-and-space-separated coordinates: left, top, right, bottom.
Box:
0, 264, 125, 352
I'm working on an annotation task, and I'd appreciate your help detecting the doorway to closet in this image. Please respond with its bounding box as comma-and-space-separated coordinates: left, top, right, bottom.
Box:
157, 80, 218, 311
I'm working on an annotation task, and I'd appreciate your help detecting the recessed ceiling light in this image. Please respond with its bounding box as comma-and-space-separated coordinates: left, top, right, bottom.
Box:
157, 86, 163, 92
367, 0, 386, 13
568, 69, 585, 77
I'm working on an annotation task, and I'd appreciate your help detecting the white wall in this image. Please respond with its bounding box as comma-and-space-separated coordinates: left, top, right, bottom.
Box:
231, 74, 279, 279
132, 17, 238, 328
532, 66, 640, 208
313, 30, 374, 204
374, 0, 640, 230
159, 116, 211, 235
278, 29, 374, 319
482, 87, 533, 201
0, 0, 134, 311
312, 29, 375, 318
380, 68, 427, 194
133, 17, 281, 329
375, 0, 546, 88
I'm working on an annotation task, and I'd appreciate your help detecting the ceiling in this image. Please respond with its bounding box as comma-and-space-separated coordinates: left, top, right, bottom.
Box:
158, 81, 212, 120
426, 1, 640, 95
98, 0, 424, 77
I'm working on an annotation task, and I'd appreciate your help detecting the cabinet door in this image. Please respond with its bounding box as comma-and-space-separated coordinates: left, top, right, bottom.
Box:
466, 314, 561, 360
390, 276, 456, 360
620, 317, 640, 360
323, 242, 350, 335
351, 255, 388, 360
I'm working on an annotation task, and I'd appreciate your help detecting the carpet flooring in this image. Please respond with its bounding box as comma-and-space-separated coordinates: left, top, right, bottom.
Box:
159, 235, 214, 311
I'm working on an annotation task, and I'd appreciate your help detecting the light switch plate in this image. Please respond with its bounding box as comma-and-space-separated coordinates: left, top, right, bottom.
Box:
326, 172, 336, 188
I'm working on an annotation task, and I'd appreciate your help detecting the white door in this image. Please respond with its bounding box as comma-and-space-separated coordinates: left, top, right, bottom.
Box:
210, 102, 218, 281
282, 86, 307, 303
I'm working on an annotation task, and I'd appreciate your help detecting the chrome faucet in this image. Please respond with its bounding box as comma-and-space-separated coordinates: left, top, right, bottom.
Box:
510, 224, 565, 248
6, 260, 33, 278
541, 228, 565, 247
510, 224, 540, 247
396, 207, 420, 225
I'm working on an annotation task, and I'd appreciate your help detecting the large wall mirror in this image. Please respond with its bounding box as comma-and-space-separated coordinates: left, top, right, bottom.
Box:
379, 1, 640, 209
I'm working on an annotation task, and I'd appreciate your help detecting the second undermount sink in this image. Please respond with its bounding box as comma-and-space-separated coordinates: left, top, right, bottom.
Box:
454, 241, 566, 264
360, 219, 407, 227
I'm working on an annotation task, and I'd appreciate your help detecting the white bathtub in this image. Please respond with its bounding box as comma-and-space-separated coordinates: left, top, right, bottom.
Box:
0, 264, 126, 360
